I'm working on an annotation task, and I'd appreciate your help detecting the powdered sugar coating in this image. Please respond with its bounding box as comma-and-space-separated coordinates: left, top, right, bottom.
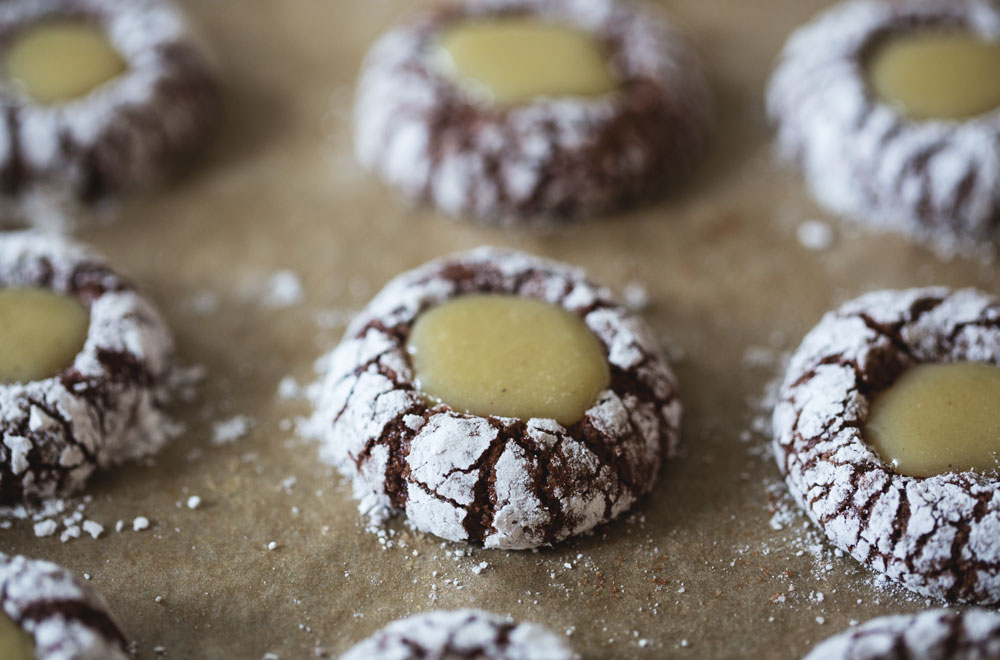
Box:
308, 247, 681, 550
0, 231, 181, 504
804, 609, 1000, 660
773, 287, 1000, 604
767, 0, 1000, 243
354, 0, 712, 224
0, 553, 129, 660
339, 609, 576, 660
0, 0, 218, 221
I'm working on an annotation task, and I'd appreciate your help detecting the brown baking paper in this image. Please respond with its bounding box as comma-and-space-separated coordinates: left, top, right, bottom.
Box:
2, 0, 996, 658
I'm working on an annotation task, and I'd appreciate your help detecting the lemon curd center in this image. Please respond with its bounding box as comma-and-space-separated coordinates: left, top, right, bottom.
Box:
434, 17, 618, 105
868, 32, 1000, 120
0, 288, 89, 383
407, 294, 610, 425
4, 21, 126, 104
865, 362, 1000, 477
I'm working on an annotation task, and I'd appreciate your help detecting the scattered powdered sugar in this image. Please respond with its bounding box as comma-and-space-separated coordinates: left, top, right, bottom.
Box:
796, 219, 834, 251
211, 415, 255, 445
262, 270, 305, 309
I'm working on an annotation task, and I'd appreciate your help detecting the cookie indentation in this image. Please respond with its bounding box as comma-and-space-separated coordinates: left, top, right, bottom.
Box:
407, 294, 609, 426
0, 288, 88, 383
434, 17, 618, 106
866, 362, 1000, 477
4, 21, 125, 105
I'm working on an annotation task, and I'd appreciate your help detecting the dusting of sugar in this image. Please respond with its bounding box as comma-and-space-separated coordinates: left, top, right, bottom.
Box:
211, 415, 254, 445
796, 219, 834, 251
262, 270, 305, 309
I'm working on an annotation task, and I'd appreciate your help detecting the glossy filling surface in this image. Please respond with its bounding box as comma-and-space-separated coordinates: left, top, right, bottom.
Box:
0, 612, 34, 660
407, 295, 610, 426
4, 21, 126, 104
434, 17, 618, 106
865, 362, 1000, 477
0, 288, 89, 383
867, 32, 1000, 120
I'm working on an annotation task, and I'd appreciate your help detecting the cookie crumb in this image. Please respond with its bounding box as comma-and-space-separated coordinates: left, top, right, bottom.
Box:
82, 520, 103, 539
211, 415, 254, 445
33, 519, 57, 537
796, 219, 834, 251
263, 270, 304, 309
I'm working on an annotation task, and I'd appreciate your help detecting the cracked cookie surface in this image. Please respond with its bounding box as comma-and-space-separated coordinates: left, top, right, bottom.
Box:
339, 609, 576, 660
307, 247, 681, 550
354, 0, 712, 224
767, 0, 1000, 245
0, 553, 130, 660
0, 231, 182, 504
0, 0, 219, 224
803, 608, 1000, 660
773, 287, 1000, 604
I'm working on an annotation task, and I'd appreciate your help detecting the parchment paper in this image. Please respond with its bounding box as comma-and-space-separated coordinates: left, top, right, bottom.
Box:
3, 1, 995, 658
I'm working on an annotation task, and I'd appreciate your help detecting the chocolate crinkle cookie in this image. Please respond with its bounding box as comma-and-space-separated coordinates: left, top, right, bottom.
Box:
0, 231, 183, 505
773, 287, 1000, 604
0, 553, 130, 660
803, 609, 1000, 660
767, 0, 1000, 246
0, 0, 218, 222
353, 0, 712, 224
306, 247, 681, 550
339, 610, 577, 660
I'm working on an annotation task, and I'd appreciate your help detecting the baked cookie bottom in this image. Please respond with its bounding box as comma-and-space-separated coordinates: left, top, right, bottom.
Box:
340, 610, 576, 660
804, 609, 1000, 660
767, 0, 1000, 247
0, 0, 219, 221
306, 247, 681, 550
773, 287, 1000, 604
0, 553, 130, 660
353, 0, 712, 224
0, 231, 183, 504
